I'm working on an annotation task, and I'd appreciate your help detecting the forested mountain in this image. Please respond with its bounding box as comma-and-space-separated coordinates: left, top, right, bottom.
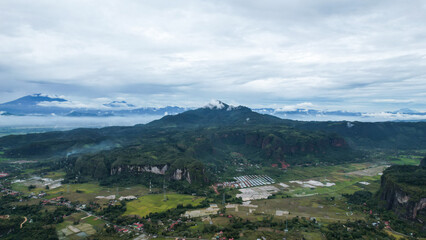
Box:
1, 102, 426, 186
0, 103, 350, 186
291, 121, 426, 149
377, 161, 426, 226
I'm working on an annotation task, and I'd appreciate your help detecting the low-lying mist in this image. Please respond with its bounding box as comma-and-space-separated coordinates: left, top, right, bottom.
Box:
0, 115, 163, 136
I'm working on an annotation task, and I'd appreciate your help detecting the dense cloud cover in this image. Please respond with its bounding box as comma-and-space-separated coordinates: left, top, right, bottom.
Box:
0, 0, 425, 111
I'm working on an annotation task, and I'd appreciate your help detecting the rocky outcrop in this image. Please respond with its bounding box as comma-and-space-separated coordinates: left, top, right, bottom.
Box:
110, 165, 193, 184
110, 165, 168, 175
379, 171, 426, 220
171, 168, 191, 183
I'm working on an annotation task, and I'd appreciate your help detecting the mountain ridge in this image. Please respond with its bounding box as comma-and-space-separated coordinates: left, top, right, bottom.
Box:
1, 94, 426, 121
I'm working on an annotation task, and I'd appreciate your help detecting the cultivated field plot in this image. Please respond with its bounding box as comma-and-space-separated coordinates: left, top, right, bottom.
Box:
389, 154, 424, 166
227, 195, 364, 223
56, 212, 103, 240
124, 193, 205, 217
222, 162, 385, 225
12, 180, 151, 204
345, 165, 390, 176
270, 162, 385, 198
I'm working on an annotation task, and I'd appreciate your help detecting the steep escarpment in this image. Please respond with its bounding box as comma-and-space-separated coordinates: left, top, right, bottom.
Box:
66, 144, 209, 185
62, 125, 352, 186
207, 128, 349, 165
378, 165, 426, 220
292, 121, 426, 149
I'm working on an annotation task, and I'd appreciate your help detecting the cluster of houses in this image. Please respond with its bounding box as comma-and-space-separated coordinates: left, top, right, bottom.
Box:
168, 219, 182, 231
41, 196, 72, 207
112, 221, 146, 234
0, 186, 19, 196
212, 230, 235, 240
0, 172, 9, 178
220, 175, 275, 189
271, 160, 290, 169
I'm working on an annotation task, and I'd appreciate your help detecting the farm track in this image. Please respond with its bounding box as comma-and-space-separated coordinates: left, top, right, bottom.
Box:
20, 216, 27, 229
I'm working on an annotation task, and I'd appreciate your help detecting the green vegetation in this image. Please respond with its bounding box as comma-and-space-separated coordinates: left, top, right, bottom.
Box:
322, 220, 393, 240
343, 190, 373, 204
1, 104, 426, 238
42, 171, 66, 179
380, 164, 426, 202
82, 216, 105, 227
293, 120, 426, 149
0, 151, 9, 162
0, 105, 357, 189
0, 195, 75, 239
390, 154, 423, 165
124, 193, 204, 217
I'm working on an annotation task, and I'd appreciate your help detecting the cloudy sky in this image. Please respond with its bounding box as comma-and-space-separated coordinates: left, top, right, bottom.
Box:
1, 0, 426, 111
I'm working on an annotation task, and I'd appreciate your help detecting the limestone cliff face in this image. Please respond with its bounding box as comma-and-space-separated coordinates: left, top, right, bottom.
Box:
171, 168, 191, 183
379, 174, 426, 219
110, 165, 192, 183
110, 165, 168, 175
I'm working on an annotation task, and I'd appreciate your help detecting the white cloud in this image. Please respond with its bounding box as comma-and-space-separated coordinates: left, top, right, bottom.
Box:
0, 0, 425, 111
275, 102, 316, 112
37, 101, 102, 109
205, 100, 226, 109
361, 112, 426, 120
372, 99, 415, 103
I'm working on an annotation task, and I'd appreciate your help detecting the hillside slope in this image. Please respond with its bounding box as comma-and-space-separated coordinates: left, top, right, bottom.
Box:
378, 163, 426, 221
291, 121, 426, 149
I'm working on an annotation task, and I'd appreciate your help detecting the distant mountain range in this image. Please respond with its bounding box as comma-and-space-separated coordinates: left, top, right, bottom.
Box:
0, 94, 186, 117
252, 107, 426, 120
1, 94, 425, 121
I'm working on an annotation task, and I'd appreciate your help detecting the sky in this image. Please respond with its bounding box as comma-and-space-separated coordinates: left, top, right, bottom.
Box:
1, 0, 426, 111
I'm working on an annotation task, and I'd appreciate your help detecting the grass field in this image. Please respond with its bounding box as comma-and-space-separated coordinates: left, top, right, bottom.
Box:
271, 162, 383, 198
124, 193, 205, 217
225, 194, 364, 224
221, 162, 386, 228
390, 155, 423, 165
286, 173, 381, 196
273, 163, 375, 183
43, 171, 66, 179
47, 184, 151, 202
55, 212, 87, 231
82, 216, 106, 229
11, 181, 151, 203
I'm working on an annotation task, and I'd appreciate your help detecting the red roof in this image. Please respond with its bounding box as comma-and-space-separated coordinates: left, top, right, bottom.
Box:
134, 223, 144, 228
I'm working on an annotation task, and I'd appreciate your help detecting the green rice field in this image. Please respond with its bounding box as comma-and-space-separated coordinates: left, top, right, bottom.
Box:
124, 193, 205, 217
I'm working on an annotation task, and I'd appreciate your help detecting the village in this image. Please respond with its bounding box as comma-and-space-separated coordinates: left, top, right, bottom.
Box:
0, 156, 414, 240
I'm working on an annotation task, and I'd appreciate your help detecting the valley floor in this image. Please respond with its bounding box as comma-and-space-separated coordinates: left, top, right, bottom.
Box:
1, 151, 424, 239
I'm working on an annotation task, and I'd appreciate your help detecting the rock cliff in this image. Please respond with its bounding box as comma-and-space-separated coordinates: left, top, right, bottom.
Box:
378, 165, 426, 220
110, 165, 192, 183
